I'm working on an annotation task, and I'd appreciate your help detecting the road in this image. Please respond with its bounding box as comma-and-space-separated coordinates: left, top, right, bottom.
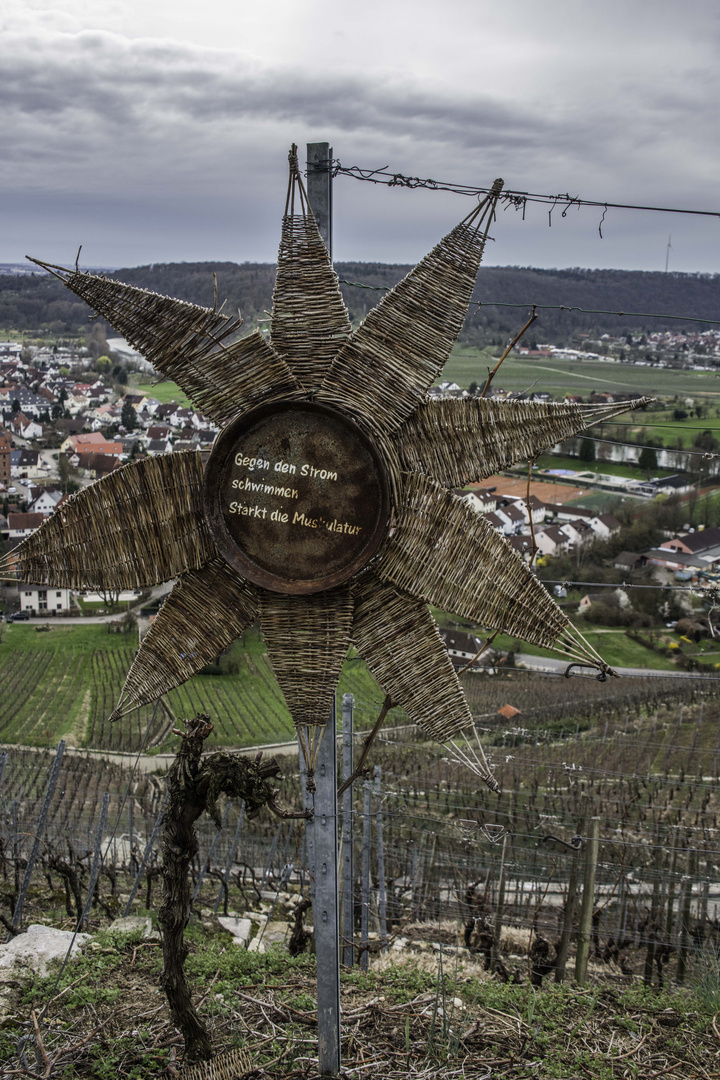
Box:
6, 581, 175, 625
515, 653, 701, 680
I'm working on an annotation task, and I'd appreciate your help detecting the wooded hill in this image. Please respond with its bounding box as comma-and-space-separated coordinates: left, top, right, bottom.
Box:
1, 261, 717, 347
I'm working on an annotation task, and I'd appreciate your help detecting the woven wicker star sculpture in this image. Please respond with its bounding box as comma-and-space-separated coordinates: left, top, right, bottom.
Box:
16, 149, 645, 790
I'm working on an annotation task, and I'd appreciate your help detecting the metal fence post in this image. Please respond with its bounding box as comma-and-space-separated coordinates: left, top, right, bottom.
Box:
124, 794, 168, 916
12, 741, 65, 932
310, 700, 341, 1076
360, 779, 372, 971
81, 792, 110, 929
374, 766, 388, 953
491, 834, 508, 971
341, 694, 354, 967
574, 817, 600, 986
191, 801, 233, 903
214, 801, 245, 914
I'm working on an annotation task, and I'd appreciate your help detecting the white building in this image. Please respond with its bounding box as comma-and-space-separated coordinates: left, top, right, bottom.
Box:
20, 586, 72, 614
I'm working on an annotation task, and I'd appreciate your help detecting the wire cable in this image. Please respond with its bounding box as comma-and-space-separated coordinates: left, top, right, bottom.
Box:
333, 162, 720, 222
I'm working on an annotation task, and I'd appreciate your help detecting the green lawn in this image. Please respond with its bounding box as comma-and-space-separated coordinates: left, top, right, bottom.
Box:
602, 406, 720, 450
134, 379, 193, 408
533, 453, 675, 480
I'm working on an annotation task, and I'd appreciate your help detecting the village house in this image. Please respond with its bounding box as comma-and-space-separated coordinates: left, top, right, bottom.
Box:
660, 526, 720, 556
8, 512, 44, 540
19, 585, 72, 615
533, 525, 571, 557
27, 486, 64, 517
589, 513, 621, 539
71, 452, 123, 479
10, 449, 44, 480
493, 502, 526, 535
61, 432, 124, 456
7, 412, 43, 440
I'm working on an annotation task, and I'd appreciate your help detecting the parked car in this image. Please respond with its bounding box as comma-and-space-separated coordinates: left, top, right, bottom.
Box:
12, 611, 30, 621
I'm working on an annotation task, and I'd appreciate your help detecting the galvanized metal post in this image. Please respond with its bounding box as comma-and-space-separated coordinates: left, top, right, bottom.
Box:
192, 801, 233, 903
491, 835, 508, 971
261, 821, 283, 889
374, 766, 388, 953
12, 740, 65, 932
299, 751, 314, 894
310, 701, 341, 1075
574, 817, 600, 986
306, 142, 333, 256
341, 694, 355, 967
81, 792, 110, 929
360, 779, 372, 971
214, 801, 245, 914
128, 797, 135, 872
124, 794, 168, 916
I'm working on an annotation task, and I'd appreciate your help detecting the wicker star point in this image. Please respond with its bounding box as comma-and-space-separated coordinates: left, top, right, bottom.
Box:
16, 147, 647, 789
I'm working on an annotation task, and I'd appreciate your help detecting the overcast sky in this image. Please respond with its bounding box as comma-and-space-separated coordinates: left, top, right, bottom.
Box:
3, 0, 719, 274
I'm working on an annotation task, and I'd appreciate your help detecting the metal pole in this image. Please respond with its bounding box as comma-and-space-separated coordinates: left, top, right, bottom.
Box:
360, 779, 372, 971
574, 817, 600, 986
306, 142, 333, 256
261, 821, 283, 890
310, 701, 341, 1076
214, 801, 245, 914
12, 740, 65, 932
192, 800, 233, 903
341, 694, 355, 967
555, 844, 581, 982
491, 835, 508, 971
374, 766, 388, 953
124, 793, 168, 916
299, 750, 314, 895
81, 792, 110, 929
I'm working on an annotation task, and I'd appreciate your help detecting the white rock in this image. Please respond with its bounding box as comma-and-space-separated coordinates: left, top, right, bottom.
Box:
0, 924, 89, 977
262, 920, 289, 945
217, 917, 252, 945
108, 916, 154, 938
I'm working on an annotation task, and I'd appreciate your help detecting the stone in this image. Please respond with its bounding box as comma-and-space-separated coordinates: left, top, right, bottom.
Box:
0, 924, 89, 978
247, 920, 289, 953
108, 916, 155, 938
217, 917, 252, 946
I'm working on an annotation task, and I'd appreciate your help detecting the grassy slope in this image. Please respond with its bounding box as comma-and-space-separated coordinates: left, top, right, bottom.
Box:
2, 922, 716, 1080
5, 612, 713, 751
0, 625, 399, 751
134, 379, 193, 408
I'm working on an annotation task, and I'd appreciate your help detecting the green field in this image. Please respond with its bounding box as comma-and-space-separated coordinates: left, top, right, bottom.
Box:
533, 453, 675, 480
0, 625, 397, 752
134, 379, 193, 408
602, 405, 720, 450
442, 347, 720, 401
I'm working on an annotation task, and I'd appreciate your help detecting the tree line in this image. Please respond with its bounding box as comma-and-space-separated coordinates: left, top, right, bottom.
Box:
1, 261, 718, 346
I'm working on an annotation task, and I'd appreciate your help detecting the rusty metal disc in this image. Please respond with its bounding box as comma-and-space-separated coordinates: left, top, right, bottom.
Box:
204, 400, 391, 595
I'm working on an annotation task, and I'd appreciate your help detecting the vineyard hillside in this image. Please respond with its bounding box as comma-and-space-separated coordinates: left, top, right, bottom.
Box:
0, 624, 392, 752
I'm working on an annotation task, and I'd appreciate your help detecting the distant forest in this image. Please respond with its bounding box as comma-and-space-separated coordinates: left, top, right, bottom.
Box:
1, 260, 718, 347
